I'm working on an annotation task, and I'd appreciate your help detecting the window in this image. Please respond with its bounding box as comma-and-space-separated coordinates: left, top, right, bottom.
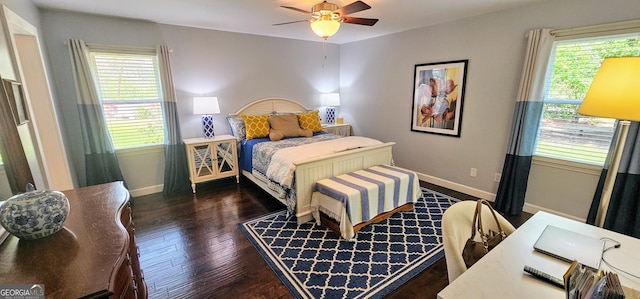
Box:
89, 50, 164, 149
534, 33, 640, 165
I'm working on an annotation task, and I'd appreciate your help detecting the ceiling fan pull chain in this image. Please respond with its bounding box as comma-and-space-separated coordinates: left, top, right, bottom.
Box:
322, 39, 327, 68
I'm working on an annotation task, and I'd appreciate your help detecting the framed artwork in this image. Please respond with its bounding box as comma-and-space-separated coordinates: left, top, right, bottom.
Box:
410, 60, 468, 137
3, 79, 28, 125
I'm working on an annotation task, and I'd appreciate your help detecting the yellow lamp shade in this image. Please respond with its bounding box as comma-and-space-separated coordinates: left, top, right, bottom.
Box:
310, 19, 340, 39
577, 57, 640, 121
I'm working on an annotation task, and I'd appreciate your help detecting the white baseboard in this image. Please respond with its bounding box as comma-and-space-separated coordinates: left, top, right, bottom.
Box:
416, 171, 584, 221
127, 174, 585, 221
416, 172, 496, 202
129, 184, 163, 197
521, 202, 585, 222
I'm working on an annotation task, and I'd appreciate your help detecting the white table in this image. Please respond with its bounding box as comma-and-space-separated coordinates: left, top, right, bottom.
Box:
184, 135, 239, 193
438, 211, 640, 298
322, 123, 351, 136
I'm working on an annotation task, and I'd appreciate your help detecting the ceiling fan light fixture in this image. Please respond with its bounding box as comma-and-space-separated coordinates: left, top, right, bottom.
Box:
312, 1, 339, 15
278, 1, 376, 40
310, 17, 341, 39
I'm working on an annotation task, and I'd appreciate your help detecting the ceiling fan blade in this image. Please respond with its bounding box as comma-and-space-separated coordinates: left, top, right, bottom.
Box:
334, 1, 371, 16
273, 20, 309, 26
343, 17, 378, 26
281, 6, 311, 14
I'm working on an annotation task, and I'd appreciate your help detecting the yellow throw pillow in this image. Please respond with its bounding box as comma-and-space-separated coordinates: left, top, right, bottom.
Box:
241, 114, 270, 140
297, 110, 323, 133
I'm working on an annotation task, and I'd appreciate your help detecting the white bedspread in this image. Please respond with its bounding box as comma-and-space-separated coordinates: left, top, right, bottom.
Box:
265, 136, 383, 188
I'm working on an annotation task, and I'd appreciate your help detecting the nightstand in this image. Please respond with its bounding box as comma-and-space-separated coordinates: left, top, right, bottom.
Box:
184, 135, 239, 193
322, 123, 351, 137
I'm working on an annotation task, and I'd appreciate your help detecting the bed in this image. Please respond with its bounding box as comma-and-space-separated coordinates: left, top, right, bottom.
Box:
228, 97, 395, 225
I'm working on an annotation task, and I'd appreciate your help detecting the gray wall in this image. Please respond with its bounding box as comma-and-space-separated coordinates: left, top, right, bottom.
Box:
340, 0, 638, 219
34, 0, 638, 219
39, 10, 339, 193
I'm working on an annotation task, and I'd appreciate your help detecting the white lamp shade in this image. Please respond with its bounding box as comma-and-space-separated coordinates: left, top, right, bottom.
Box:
193, 97, 220, 115
321, 93, 341, 106
310, 19, 340, 39
578, 57, 640, 121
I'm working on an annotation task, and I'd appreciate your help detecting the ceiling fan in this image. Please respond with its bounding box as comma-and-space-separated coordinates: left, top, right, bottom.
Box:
274, 1, 379, 40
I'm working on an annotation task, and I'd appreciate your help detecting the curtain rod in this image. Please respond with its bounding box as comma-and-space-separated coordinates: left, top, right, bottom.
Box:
63, 40, 173, 53
550, 19, 640, 39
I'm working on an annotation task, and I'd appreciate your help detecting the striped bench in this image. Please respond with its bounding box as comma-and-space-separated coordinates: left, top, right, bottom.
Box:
310, 164, 421, 239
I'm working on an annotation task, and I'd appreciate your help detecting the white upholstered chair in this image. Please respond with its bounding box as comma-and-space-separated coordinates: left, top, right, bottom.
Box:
442, 200, 516, 282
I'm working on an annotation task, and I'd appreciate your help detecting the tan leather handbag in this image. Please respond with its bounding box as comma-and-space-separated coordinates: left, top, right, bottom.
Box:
461, 199, 509, 268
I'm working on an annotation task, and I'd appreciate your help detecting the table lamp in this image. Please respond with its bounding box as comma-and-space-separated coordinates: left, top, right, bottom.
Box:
193, 96, 220, 138
321, 93, 340, 124
577, 56, 640, 227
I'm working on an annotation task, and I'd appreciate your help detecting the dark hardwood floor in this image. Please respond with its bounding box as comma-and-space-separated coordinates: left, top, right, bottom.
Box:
131, 177, 532, 299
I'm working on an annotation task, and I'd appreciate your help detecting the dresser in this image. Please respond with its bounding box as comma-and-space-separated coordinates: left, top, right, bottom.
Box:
184, 135, 239, 193
0, 182, 147, 299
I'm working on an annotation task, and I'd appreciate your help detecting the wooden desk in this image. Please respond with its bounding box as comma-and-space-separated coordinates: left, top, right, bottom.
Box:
0, 182, 147, 299
438, 211, 640, 299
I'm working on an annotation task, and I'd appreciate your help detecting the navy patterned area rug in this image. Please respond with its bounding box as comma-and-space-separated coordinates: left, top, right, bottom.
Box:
238, 188, 458, 299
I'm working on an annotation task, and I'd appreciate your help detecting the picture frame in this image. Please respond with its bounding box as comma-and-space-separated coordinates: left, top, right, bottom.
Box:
3, 79, 28, 125
410, 60, 468, 137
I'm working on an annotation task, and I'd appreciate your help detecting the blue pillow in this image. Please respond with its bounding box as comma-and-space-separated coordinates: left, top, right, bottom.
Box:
226, 116, 246, 140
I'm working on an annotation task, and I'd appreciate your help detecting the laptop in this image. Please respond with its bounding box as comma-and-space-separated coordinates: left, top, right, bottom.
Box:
533, 225, 605, 269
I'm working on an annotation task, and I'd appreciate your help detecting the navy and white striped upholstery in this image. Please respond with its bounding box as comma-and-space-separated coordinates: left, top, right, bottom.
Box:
311, 165, 421, 239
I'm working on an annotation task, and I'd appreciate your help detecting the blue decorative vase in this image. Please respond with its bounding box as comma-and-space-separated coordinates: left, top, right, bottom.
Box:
326, 107, 336, 124
202, 115, 215, 138
0, 184, 70, 240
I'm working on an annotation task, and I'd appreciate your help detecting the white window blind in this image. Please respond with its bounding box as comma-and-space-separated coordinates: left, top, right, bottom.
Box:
534, 33, 639, 165
89, 51, 165, 149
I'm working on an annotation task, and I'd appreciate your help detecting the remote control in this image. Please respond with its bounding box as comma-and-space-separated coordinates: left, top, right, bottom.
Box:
523, 265, 565, 288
